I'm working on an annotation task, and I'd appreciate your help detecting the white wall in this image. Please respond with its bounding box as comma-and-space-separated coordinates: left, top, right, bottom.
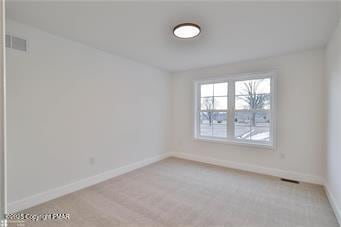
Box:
6, 20, 171, 204
326, 19, 341, 222
171, 49, 326, 183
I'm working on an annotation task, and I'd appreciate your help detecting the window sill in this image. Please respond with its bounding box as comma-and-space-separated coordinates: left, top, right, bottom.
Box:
193, 136, 275, 150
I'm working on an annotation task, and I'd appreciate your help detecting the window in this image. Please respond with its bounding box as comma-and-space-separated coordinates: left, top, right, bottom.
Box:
199, 82, 228, 138
195, 73, 275, 147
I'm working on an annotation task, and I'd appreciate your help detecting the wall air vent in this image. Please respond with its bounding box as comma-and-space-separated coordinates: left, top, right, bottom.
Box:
5, 34, 27, 52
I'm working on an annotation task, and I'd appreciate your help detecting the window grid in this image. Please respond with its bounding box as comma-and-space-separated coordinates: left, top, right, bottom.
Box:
199, 82, 228, 139
195, 74, 274, 147
234, 110, 271, 142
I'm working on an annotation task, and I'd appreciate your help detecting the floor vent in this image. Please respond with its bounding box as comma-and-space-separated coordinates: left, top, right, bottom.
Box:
280, 178, 300, 184
6, 34, 27, 52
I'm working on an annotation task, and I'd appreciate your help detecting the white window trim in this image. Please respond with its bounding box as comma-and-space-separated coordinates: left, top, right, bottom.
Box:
193, 71, 277, 150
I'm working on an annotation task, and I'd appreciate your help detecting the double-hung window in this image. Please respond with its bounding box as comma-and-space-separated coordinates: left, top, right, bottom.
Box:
195, 72, 275, 148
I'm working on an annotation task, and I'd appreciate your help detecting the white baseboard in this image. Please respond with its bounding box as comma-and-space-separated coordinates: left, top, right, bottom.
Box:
170, 152, 324, 185
325, 185, 341, 226
8, 153, 172, 213
7, 151, 326, 214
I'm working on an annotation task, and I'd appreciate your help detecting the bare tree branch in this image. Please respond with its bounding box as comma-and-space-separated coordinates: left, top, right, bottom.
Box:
238, 80, 269, 126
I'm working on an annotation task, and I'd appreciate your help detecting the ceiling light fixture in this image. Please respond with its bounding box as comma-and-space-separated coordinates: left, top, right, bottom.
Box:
173, 23, 201, 39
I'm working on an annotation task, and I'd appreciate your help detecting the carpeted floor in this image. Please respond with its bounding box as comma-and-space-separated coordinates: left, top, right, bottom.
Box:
10, 158, 338, 227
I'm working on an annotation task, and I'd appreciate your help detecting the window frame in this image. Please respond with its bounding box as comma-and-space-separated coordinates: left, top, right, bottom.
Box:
194, 71, 277, 149
199, 82, 229, 138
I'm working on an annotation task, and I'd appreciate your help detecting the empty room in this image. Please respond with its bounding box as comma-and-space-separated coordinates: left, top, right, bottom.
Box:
0, 1, 341, 227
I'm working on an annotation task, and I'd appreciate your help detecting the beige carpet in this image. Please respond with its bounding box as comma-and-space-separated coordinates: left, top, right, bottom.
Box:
10, 158, 338, 227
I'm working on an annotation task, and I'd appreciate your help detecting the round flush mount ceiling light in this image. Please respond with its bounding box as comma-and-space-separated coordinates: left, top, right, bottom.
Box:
173, 23, 201, 39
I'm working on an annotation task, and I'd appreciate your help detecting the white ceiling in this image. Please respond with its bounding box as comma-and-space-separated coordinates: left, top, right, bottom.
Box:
6, 1, 340, 72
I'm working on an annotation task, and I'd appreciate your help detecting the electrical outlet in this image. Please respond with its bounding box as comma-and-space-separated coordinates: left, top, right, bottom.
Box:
89, 157, 95, 165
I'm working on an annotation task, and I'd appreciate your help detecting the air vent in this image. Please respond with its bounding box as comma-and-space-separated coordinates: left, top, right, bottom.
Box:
281, 178, 300, 184
6, 34, 27, 52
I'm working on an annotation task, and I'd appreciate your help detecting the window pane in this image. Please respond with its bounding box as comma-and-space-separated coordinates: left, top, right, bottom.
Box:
201, 97, 213, 110
254, 112, 271, 127
200, 111, 213, 136
235, 94, 270, 110
251, 112, 271, 142
200, 124, 213, 137
235, 78, 271, 95
214, 82, 228, 96
212, 112, 227, 124
214, 97, 227, 110
251, 127, 270, 141
200, 111, 213, 124
212, 112, 227, 138
201, 84, 213, 97
234, 112, 251, 140
200, 112, 227, 138
235, 95, 250, 110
